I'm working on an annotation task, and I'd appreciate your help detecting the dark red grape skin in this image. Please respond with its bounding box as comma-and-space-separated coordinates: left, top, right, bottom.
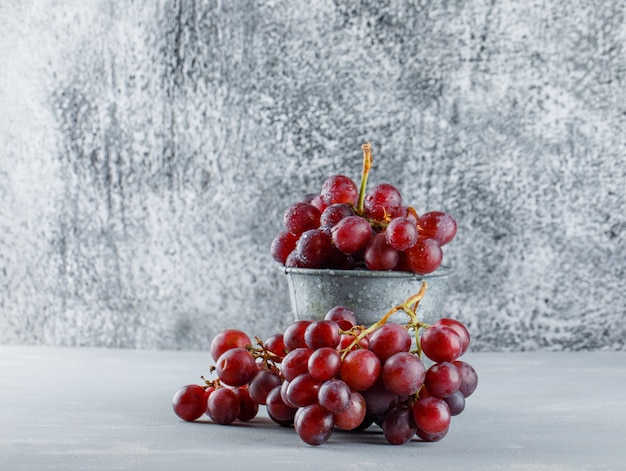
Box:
210, 329, 252, 363
420, 324, 463, 363
364, 233, 399, 271
283, 320, 312, 351
385, 217, 419, 250
270, 230, 299, 264
339, 349, 381, 391
207, 387, 240, 425
215, 347, 258, 387
304, 320, 340, 350
172, 384, 209, 422
331, 216, 373, 254
417, 211, 457, 246
333, 391, 367, 431
266, 385, 297, 426
381, 352, 426, 396
321, 174, 358, 206
234, 387, 259, 421
412, 396, 451, 435
308, 347, 341, 381
283, 202, 321, 235
248, 368, 282, 405
281, 348, 313, 382
368, 323, 412, 363
424, 361, 461, 398
294, 229, 332, 268
323, 306, 357, 331
382, 407, 417, 445
453, 360, 479, 397
444, 390, 466, 416
402, 236, 443, 274
320, 203, 354, 234
363, 183, 403, 222
437, 318, 471, 355
294, 404, 334, 446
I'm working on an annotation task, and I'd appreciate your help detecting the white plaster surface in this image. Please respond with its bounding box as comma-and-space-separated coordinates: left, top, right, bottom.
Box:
0, 1, 624, 350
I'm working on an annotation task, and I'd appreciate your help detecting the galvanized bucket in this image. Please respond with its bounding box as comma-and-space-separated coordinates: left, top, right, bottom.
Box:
283, 266, 454, 326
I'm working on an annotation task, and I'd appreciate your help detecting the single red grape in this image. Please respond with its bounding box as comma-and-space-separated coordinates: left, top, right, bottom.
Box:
308, 347, 341, 381
285, 373, 322, 408
320, 203, 354, 234
283, 202, 321, 235
283, 320, 311, 351
382, 406, 417, 445
385, 217, 418, 250
324, 306, 357, 330
364, 233, 399, 270
266, 385, 297, 426
331, 215, 372, 254
437, 318, 471, 355
321, 174, 358, 206
207, 387, 240, 425
304, 320, 340, 350
424, 361, 461, 398
453, 360, 478, 397
270, 230, 299, 264
248, 368, 282, 405
363, 183, 403, 221
417, 211, 457, 246
172, 384, 209, 422
294, 404, 334, 446
368, 323, 412, 363
340, 349, 381, 391
318, 378, 351, 414
412, 396, 451, 434
420, 324, 463, 363
402, 236, 443, 274
381, 352, 426, 396
294, 229, 332, 268
281, 347, 313, 381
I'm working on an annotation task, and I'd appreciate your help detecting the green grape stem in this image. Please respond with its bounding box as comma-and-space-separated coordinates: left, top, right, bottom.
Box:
357, 143, 373, 215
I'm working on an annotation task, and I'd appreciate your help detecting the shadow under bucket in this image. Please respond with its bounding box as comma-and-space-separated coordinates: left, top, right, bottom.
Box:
283, 266, 454, 326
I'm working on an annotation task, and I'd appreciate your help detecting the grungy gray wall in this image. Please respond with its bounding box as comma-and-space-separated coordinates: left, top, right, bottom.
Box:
1, 0, 624, 351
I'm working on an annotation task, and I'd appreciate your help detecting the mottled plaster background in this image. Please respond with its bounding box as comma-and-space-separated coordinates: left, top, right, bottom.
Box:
0, 0, 624, 351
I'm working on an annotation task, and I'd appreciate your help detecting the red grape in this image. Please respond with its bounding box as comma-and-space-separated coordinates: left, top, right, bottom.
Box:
424, 361, 461, 398
263, 334, 287, 361
234, 387, 259, 421
294, 229, 332, 268
318, 378, 351, 414
320, 203, 354, 234
443, 390, 466, 416
437, 318, 471, 355
385, 217, 418, 250
294, 404, 334, 446
283, 320, 311, 351
266, 385, 297, 426
304, 320, 340, 350
270, 230, 299, 264
368, 323, 412, 363
285, 373, 322, 408
308, 347, 341, 381
215, 347, 258, 387
381, 352, 426, 396
281, 348, 313, 382
420, 324, 463, 363
321, 174, 358, 206
331, 215, 372, 254
283, 202, 321, 235
210, 329, 252, 362
248, 368, 281, 405
172, 384, 209, 422
382, 406, 417, 445
453, 360, 479, 397
207, 387, 240, 425
364, 233, 399, 270
412, 396, 451, 434
363, 183, 403, 221
340, 349, 381, 391
333, 391, 367, 430
417, 211, 457, 246
324, 306, 357, 330
402, 236, 443, 274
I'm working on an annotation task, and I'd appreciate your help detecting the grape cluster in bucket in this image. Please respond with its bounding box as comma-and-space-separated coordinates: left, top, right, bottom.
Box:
271, 143, 456, 273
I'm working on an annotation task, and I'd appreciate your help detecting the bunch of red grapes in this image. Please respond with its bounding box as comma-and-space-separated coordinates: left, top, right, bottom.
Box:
172, 301, 478, 446
271, 144, 456, 273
